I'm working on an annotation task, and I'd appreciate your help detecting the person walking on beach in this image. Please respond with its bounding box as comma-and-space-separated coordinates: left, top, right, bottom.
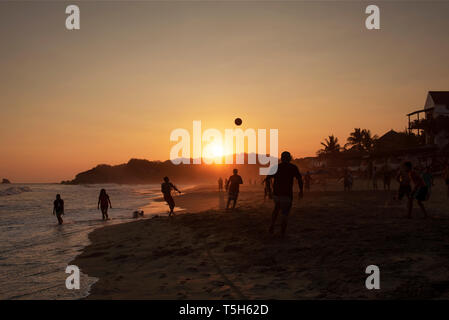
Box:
98, 189, 112, 220
268, 151, 303, 237
218, 177, 223, 191
383, 167, 392, 191
404, 161, 428, 219
224, 178, 229, 192
304, 171, 312, 192
53, 194, 64, 225
161, 176, 181, 216
262, 176, 272, 201
225, 169, 243, 211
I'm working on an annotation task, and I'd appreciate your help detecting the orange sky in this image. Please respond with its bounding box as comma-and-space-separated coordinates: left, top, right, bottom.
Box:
1, 1, 449, 182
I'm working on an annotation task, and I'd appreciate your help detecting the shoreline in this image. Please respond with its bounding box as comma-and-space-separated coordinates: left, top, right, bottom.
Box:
72, 184, 205, 299
72, 180, 449, 299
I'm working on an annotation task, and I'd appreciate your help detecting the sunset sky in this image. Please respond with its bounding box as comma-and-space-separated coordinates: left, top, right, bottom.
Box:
1, 1, 449, 182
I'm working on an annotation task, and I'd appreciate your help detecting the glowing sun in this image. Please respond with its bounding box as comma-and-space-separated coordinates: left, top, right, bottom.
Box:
208, 142, 224, 158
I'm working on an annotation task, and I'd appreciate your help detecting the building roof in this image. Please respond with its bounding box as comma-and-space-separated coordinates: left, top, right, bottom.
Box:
429, 91, 449, 105
407, 107, 434, 116
377, 129, 399, 143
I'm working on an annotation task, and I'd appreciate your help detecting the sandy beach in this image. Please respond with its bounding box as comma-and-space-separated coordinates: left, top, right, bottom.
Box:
72, 180, 449, 299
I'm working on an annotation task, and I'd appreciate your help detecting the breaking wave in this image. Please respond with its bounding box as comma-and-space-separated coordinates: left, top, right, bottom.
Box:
0, 187, 32, 197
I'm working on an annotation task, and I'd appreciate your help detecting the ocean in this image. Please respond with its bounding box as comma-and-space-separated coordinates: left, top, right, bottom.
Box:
0, 183, 177, 300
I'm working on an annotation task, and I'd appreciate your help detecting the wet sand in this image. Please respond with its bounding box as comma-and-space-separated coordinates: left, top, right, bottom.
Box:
72, 180, 449, 299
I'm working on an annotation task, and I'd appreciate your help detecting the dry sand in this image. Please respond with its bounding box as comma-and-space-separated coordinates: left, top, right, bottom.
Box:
72, 179, 449, 299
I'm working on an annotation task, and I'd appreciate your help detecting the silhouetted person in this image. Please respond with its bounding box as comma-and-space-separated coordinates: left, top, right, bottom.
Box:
304, 171, 312, 191
224, 178, 229, 191
262, 177, 272, 201
444, 164, 449, 198
98, 189, 112, 220
53, 194, 64, 225
372, 167, 378, 190
342, 169, 353, 192
395, 166, 411, 201
383, 167, 392, 191
218, 177, 223, 191
268, 151, 303, 237
161, 176, 181, 216
422, 167, 433, 200
348, 171, 354, 191
404, 162, 428, 219
225, 169, 243, 211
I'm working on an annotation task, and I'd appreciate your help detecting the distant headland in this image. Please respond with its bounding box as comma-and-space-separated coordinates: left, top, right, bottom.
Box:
61, 157, 268, 185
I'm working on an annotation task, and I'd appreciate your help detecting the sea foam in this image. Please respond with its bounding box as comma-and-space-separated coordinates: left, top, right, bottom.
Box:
0, 186, 32, 197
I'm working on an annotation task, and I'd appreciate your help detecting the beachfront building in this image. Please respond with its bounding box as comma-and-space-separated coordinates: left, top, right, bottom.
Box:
407, 91, 449, 148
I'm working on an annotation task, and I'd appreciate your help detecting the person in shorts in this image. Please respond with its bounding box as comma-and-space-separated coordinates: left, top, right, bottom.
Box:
268, 151, 303, 237
225, 169, 243, 211
161, 176, 181, 216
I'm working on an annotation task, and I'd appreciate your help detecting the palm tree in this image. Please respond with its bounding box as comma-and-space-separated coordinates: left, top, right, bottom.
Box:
345, 128, 364, 151
361, 129, 378, 153
345, 128, 378, 153
318, 135, 341, 156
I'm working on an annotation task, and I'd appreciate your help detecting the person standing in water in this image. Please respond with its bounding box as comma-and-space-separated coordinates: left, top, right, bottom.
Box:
268, 151, 303, 237
161, 176, 181, 216
218, 177, 223, 191
53, 194, 64, 225
225, 169, 243, 211
98, 189, 112, 220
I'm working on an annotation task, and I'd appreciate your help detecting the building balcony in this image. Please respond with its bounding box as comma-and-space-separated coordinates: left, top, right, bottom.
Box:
409, 118, 432, 130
